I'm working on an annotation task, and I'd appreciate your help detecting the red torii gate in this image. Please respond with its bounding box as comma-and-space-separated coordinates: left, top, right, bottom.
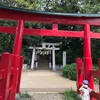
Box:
0, 5, 100, 100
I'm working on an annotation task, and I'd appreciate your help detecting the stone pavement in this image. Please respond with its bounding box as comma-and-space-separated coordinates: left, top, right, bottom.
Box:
16, 93, 64, 100
20, 70, 77, 93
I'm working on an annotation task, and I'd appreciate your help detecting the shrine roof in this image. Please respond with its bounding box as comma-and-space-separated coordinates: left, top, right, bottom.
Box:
0, 5, 100, 18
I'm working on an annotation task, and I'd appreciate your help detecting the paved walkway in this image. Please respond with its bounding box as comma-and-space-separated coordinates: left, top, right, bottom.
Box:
20, 69, 99, 93
20, 70, 77, 93
17, 69, 99, 100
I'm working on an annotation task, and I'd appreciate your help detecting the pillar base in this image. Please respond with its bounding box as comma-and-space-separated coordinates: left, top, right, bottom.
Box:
15, 93, 20, 99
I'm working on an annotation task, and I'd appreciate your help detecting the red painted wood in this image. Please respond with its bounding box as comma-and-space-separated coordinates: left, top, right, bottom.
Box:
76, 58, 83, 94
0, 26, 84, 37
90, 70, 100, 77
0, 8, 100, 25
98, 58, 100, 70
0, 71, 2, 80
0, 53, 12, 100
12, 20, 24, 55
1, 26, 100, 39
52, 24, 58, 30
90, 32, 100, 39
83, 24, 94, 100
16, 56, 23, 93
0, 26, 16, 34
9, 55, 21, 100
24, 28, 84, 38
10, 20, 24, 100
98, 58, 100, 92
91, 91, 100, 99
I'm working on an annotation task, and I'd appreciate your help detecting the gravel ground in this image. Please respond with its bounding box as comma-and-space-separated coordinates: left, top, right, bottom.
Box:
16, 93, 64, 100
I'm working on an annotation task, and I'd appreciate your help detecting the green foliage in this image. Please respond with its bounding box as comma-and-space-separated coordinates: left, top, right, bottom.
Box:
20, 92, 32, 98
44, 37, 61, 43
62, 63, 76, 80
79, 0, 100, 13
49, 0, 79, 13
63, 89, 81, 100
55, 51, 62, 64
15, 0, 38, 10
0, 34, 14, 54
22, 35, 43, 64
0, 20, 16, 54
92, 40, 100, 64
0, 0, 17, 6
62, 63, 99, 84
93, 64, 99, 84
21, 45, 31, 64
93, 64, 98, 70
23, 36, 43, 46
0, 20, 16, 26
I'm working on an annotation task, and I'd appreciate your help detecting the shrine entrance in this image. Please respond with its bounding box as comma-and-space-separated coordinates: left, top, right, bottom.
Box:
29, 42, 61, 70
0, 5, 100, 100
38, 55, 49, 70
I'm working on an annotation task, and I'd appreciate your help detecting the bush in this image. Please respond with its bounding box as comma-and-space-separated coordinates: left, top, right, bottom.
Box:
93, 64, 99, 84
93, 64, 98, 70
63, 89, 81, 100
62, 63, 99, 83
20, 92, 32, 98
62, 63, 76, 81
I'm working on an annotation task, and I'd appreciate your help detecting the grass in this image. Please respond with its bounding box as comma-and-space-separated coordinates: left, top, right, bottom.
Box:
19, 90, 81, 100
62, 89, 81, 100
20, 92, 32, 98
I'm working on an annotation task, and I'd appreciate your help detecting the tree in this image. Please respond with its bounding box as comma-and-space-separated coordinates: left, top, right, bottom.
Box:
0, 0, 16, 6
78, 0, 100, 64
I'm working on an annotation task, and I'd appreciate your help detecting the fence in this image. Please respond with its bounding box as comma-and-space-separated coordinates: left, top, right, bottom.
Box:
0, 52, 23, 100
76, 58, 100, 100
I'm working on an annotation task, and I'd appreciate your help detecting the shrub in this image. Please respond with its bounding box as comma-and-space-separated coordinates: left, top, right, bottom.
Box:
62, 63, 76, 81
93, 64, 98, 70
20, 92, 32, 98
61, 65, 69, 78
93, 64, 99, 84
62, 63, 99, 83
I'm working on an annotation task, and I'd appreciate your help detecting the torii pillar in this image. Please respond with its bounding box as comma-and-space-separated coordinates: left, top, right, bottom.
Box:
83, 24, 94, 100
11, 20, 24, 100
